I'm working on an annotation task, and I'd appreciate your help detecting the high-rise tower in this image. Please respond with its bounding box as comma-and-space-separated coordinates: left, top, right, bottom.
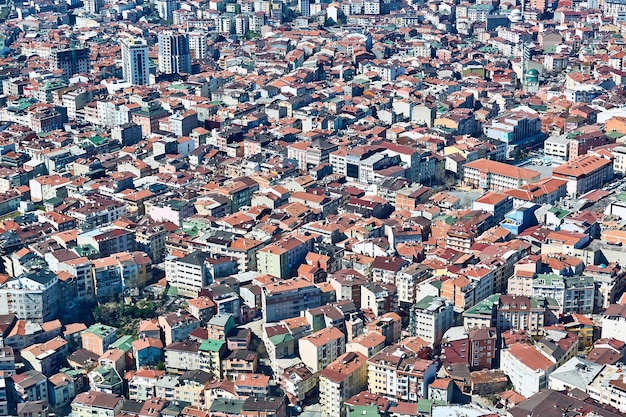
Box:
121, 37, 150, 85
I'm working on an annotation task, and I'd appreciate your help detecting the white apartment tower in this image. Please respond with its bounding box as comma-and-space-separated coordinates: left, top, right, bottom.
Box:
121, 37, 150, 86
158, 32, 192, 75
188, 32, 208, 60
156, 0, 178, 21
84, 0, 104, 14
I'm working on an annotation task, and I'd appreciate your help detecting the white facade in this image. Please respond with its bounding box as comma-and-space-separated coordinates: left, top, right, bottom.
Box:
158, 32, 191, 75
188, 32, 208, 60
121, 37, 150, 86
500, 346, 556, 398
409, 296, 454, 346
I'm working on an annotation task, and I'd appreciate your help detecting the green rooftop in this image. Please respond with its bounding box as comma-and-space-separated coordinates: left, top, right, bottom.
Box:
88, 135, 106, 146
616, 192, 626, 202
436, 215, 457, 225
209, 398, 244, 414
430, 280, 443, 290
348, 405, 379, 417
418, 399, 434, 414
534, 274, 564, 286
548, 207, 570, 219
73, 244, 99, 258
85, 323, 117, 339
111, 335, 134, 353
199, 338, 226, 353
463, 293, 500, 317
606, 130, 625, 139
414, 295, 436, 310
268, 333, 293, 346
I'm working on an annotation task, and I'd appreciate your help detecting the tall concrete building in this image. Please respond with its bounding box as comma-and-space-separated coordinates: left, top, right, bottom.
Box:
121, 37, 150, 86
188, 32, 208, 60
158, 32, 191, 75
155, 0, 178, 21
84, 0, 104, 14
49, 47, 90, 78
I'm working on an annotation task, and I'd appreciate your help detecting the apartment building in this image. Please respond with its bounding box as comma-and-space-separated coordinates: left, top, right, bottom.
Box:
367, 345, 438, 402
10, 370, 49, 405
257, 234, 315, 279
71, 391, 124, 417
128, 369, 163, 401
76, 227, 136, 258
408, 296, 454, 346
601, 304, 626, 340
587, 364, 626, 413
21, 336, 69, 376
166, 251, 213, 298
81, 324, 118, 356
532, 274, 594, 314
501, 343, 556, 398
158, 311, 201, 346
0, 269, 60, 323
280, 363, 318, 405
496, 295, 547, 335
319, 352, 368, 417
261, 277, 322, 323
463, 159, 541, 191
298, 327, 346, 372
552, 154, 614, 196
472, 192, 513, 223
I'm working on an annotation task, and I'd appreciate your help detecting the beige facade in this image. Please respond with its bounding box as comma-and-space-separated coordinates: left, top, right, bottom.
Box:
319, 352, 368, 417
298, 327, 346, 372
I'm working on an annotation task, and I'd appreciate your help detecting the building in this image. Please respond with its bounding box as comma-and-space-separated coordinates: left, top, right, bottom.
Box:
158, 311, 201, 346
49, 47, 90, 78
500, 343, 556, 398
70, 391, 124, 417
531, 274, 594, 314
128, 369, 163, 401
409, 296, 454, 346
121, 37, 150, 86
84, 0, 104, 14
20, 336, 69, 376
544, 135, 570, 163
261, 277, 322, 322
601, 304, 626, 340
367, 345, 438, 402
155, 0, 177, 20
496, 295, 547, 335
319, 352, 368, 417
257, 235, 314, 279
77, 228, 136, 258
472, 192, 514, 223
81, 324, 118, 356
188, 32, 208, 59
166, 251, 214, 298
298, 327, 346, 372
0, 269, 60, 323
280, 363, 318, 405
485, 112, 544, 158
588, 364, 626, 413
158, 32, 191, 75
10, 370, 49, 405
463, 159, 541, 191
552, 154, 614, 196
467, 327, 497, 370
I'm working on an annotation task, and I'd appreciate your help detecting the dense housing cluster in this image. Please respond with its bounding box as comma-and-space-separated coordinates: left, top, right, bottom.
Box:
3, 1, 626, 417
